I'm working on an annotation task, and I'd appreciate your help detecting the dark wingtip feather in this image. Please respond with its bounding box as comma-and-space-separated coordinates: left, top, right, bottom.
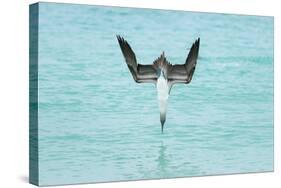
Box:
116, 35, 126, 44
196, 37, 200, 55
197, 37, 200, 46
116, 35, 122, 46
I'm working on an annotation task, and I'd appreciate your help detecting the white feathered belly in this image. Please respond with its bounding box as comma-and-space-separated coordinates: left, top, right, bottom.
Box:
156, 77, 169, 114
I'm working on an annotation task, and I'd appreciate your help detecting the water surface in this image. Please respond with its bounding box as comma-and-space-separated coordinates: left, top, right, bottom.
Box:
37, 2, 273, 186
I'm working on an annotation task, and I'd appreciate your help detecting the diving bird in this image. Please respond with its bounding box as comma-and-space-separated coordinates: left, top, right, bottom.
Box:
117, 35, 200, 133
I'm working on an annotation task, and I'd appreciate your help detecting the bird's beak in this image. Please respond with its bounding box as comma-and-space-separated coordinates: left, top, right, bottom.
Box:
161, 120, 165, 133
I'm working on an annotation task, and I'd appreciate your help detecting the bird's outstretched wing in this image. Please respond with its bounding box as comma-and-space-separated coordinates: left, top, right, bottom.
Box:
167, 38, 200, 84
117, 35, 158, 83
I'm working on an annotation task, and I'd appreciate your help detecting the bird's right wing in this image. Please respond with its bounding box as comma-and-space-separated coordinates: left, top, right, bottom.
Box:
168, 38, 200, 84
117, 35, 158, 83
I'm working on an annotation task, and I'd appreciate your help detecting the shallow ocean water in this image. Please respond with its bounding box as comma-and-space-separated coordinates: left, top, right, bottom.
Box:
37, 2, 273, 185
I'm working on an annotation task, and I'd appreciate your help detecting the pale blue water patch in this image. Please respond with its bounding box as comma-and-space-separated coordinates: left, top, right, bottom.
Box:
36, 2, 273, 186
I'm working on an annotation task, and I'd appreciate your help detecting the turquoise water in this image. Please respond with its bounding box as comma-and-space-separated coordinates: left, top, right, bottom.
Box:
37, 2, 273, 186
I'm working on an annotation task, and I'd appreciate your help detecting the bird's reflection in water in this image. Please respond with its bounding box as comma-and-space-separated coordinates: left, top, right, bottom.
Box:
157, 141, 169, 176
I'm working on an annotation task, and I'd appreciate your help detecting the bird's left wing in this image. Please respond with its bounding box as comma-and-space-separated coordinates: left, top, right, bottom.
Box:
117, 35, 157, 83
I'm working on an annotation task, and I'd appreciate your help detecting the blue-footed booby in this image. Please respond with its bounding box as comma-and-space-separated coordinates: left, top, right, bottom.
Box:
117, 35, 200, 133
